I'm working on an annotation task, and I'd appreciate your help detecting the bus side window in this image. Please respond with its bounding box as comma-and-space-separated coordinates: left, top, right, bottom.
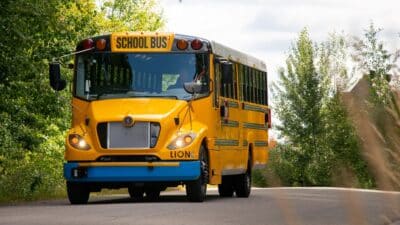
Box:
238, 64, 244, 101
257, 70, 261, 104
263, 72, 268, 105
260, 70, 265, 105
244, 66, 250, 102
252, 69, 256, 103
214, 62, 221, 106
215, 63, 224, 98
219, 61, 236, 99
232, 63, 238, 99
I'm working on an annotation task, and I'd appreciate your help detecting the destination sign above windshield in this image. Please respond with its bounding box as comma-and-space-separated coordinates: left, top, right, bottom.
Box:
111, 32, 174, 52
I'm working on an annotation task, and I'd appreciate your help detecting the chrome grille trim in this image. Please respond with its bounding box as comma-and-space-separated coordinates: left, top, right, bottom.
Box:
107, 122, 150, 149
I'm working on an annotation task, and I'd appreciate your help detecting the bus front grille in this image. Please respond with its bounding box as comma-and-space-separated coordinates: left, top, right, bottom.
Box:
97, 122, 151, 149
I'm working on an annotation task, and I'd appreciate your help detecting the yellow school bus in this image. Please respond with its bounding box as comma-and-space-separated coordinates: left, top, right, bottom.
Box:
49, 32, 271, 204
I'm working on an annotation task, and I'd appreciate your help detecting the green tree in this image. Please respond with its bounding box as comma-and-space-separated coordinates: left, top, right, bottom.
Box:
273, 29, 330, 185
324, 94, 375, 188
0, 0, 74, 201
319, 32, 375, 188
351, 22, 399, 105
271, 29, 375, 187
99, 0, 164, 31
317, 32, 350, 92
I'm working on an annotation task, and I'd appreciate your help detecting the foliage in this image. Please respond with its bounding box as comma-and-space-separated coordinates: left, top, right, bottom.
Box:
0, 0, 164, 202
323, 94, 375, 188
317, 32, 351, 92
272, 29, 330, 186
351, 22, 400, 105
270, 28, 375, 187
252, 169, 268, 187
99, 0, 164, 31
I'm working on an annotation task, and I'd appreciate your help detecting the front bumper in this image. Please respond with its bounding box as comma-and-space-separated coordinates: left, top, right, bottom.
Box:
64, 161, 200, 182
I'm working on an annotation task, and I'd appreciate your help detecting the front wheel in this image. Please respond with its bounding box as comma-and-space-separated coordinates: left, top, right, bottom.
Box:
128, 186, 144, 201
67, 182, 90, 204
186, 145, 208, 202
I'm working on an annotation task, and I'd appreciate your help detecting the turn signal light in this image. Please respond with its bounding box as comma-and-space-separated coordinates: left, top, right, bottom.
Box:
184, 135, 193, 144
68, 134, 91, 150
167, 132, 196, 150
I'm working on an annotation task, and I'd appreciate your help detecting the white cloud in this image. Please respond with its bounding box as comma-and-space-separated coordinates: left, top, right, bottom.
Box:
159, 0, 400, 83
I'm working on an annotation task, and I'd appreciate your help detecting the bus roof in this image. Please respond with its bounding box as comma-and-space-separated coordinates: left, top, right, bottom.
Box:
209, 40, 267, 72
173, 34, 267, 72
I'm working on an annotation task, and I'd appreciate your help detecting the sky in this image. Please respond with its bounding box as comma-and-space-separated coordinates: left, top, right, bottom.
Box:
159, 0, 400, 84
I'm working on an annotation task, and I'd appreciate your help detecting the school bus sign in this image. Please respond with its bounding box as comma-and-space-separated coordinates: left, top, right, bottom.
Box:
111, 32, 174, 52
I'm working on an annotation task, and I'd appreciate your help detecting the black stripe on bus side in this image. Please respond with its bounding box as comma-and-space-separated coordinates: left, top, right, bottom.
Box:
243, 122, 268, 130
242, 103, 268, 113
228, 101, 239, 108
254, 141, 268, 147
221, 120, 239, 127
215, 139, 239, 146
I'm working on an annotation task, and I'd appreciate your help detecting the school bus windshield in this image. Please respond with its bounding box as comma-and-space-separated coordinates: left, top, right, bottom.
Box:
74, 53, 209, 100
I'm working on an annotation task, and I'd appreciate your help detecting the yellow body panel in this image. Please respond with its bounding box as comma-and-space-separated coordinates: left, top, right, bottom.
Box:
67, 97, 204, 162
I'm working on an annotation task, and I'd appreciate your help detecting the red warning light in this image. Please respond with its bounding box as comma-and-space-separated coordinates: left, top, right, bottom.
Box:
191, 39, 203, 50
82, 39, 94, 50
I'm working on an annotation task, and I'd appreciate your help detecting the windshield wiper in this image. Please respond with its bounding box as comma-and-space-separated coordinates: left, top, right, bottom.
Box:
127, 95, 178, 99
96, 88, 129, 99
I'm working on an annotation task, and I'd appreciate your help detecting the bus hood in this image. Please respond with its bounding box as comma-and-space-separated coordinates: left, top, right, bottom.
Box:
89, 98, 188, 122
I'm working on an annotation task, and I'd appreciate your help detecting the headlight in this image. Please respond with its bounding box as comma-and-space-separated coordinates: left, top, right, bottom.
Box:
167, 133, 196, 150
69, 134, 91, 150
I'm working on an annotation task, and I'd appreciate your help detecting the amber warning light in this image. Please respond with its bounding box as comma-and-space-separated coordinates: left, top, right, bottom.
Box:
176, 39, 188, 50
96, 39, 106, 51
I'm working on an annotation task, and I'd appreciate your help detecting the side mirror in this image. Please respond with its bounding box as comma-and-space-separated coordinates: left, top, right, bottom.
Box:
221, 62, 233, 84
183, 82, 202, 94
49, 62, 66, 91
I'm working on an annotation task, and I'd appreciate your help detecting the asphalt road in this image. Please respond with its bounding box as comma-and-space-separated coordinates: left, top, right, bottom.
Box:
1, 188, 400, 225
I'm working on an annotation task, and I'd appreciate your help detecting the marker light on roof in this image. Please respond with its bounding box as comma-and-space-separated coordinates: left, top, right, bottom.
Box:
82, 39, 94, 50
176, 39, 188, 50
191, 39, 203, 50
96, 39, 106, 51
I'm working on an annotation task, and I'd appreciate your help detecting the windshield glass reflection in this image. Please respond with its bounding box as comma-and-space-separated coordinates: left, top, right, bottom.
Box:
75, 53, 209, 100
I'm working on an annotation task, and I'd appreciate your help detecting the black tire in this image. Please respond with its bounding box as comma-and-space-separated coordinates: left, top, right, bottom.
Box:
186, 145, 208, 202
67, 182, 90, 204
145, 189, 161, 201
218, 175, 234, 197
235, 157, 252, 198
128, 186, 144, 201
